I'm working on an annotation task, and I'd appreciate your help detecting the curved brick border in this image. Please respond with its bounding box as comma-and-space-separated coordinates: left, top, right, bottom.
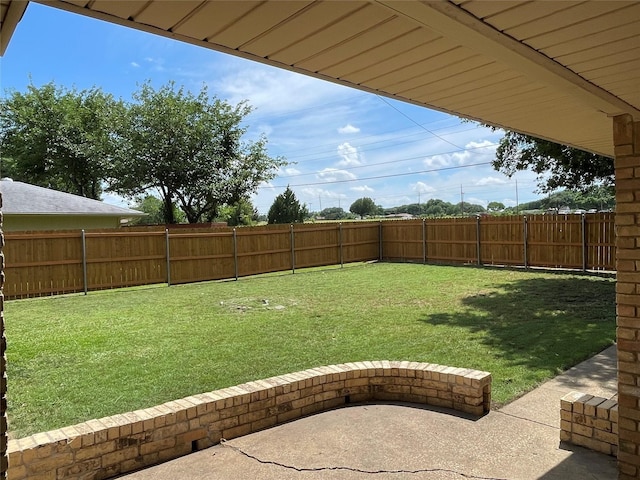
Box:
8, 361, 491, 480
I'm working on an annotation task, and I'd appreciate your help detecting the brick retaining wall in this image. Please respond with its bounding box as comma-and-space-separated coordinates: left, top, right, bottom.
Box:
8, 361, 491, 480
560, 391, 618, 456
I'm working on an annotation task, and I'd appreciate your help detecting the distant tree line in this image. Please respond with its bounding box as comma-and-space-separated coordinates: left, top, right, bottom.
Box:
505, 186, 614, 213
384, 199, 485, 217
381, 186, 614, 217
302, 187, 614, 220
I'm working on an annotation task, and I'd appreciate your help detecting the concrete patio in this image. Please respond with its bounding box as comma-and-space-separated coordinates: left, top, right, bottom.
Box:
120, 346, 618, 480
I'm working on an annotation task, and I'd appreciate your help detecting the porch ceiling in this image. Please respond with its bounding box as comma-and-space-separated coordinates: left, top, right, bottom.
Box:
2, 0, 639, 157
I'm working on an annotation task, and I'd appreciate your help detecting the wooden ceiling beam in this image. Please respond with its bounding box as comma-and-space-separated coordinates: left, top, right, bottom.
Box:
375, 0, 640, 119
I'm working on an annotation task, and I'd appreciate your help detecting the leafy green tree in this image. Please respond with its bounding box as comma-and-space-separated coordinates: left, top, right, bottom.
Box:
406, 203, 427, 216
578, 185, 615, 210
487, 201, 505, 212
504, 186, 615, 213
0, 82, 117, 199
218, 198, 258, 226
386, 199, 486, 217
267, 186, 308, 224
319, 207, 350, 220
422, 199, 452, 217
349, 197, 378, 218
130, 194, 186, 225
0, 157, 17, 179
385, 203, 420, 215
455, 202, 485, 215
108, 81, 285, 224
492, 131, 613, 193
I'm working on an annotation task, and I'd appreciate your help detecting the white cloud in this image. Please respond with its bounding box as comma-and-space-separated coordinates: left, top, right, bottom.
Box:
102, 192, 130, 208
423, 139, 497, 169
281, 167, 301, 176
301, 187, 345, 200
466, 139, 495, 151
337, 142, 363, 167
298, 187, 348, 211
338, 124, 360, 134
412, 181, 435, 194
142, 56, 165, 72
467, 196, 487, 208
423, 154, 451, 169
316, 168, 357, 182
475, 176, 506, 186
351, 185, 374, 193
258, 180, 276, 191
378, 195, 412, 206
212, 64, 355, 117
130, 61, 140, 68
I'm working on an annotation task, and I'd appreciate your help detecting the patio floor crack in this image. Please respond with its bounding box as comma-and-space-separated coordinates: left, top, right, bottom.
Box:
219, 439, 508, 479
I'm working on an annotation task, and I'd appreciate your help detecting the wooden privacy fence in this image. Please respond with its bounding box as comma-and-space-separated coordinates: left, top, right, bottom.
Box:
4, 222, 380, 299
381, 213, 615, 270
4, 213, 615, 299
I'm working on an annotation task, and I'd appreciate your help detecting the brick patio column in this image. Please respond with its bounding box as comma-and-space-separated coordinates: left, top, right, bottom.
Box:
615, 114, 640, 479
0, 193, 5, 479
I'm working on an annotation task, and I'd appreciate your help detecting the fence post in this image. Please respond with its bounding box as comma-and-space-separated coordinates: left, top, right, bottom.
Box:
233, 228, 239, 280
476, 215, 481, 266
81, 230, 88, 295
165, 228, 171, 286
290, 224, 295, 274
523, 216, 529, 269
339, 223, 344, 268
582, 213, 587, 271
422, 218, 426, 264
0, 191, 5, 480
379, 221, 383, 261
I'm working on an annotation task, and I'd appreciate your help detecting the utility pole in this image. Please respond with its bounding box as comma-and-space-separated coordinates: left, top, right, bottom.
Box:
515, 179, 519, 215
460, 185, 464, 216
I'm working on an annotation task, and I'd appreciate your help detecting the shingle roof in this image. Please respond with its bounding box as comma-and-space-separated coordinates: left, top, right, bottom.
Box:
0, 179, 143, 216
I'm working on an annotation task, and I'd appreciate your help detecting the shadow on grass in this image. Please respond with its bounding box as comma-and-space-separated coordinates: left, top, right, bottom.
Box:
419, 275, 616, 381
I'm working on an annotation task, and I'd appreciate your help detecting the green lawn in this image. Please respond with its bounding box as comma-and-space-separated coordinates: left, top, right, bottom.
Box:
5, 262, 615, 438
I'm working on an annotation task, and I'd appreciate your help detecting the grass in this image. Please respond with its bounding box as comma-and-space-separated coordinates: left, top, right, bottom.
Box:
5, 262, 615, 438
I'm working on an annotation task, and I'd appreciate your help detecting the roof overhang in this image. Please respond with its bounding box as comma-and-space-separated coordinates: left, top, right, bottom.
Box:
2, 0, 639, 158
0, 0, 27, 55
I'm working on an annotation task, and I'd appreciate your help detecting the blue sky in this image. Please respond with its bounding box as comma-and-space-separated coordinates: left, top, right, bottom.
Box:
1, 2, 543, 214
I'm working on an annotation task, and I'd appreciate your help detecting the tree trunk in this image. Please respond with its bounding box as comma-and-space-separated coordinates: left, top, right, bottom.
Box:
162, 195, 176, 224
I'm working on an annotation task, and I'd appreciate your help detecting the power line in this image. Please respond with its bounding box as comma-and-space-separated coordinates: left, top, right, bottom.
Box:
264, 161, 493, 189
276, 142, 499, 180
271, 120, 479, 162
289, 127, 490, 166
248, 103, 488, 164
376, 95, 464, 150
251, 178, 538, 212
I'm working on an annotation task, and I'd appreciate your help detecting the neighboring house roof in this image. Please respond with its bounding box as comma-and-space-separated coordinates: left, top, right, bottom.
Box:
0, 178, 144, 217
